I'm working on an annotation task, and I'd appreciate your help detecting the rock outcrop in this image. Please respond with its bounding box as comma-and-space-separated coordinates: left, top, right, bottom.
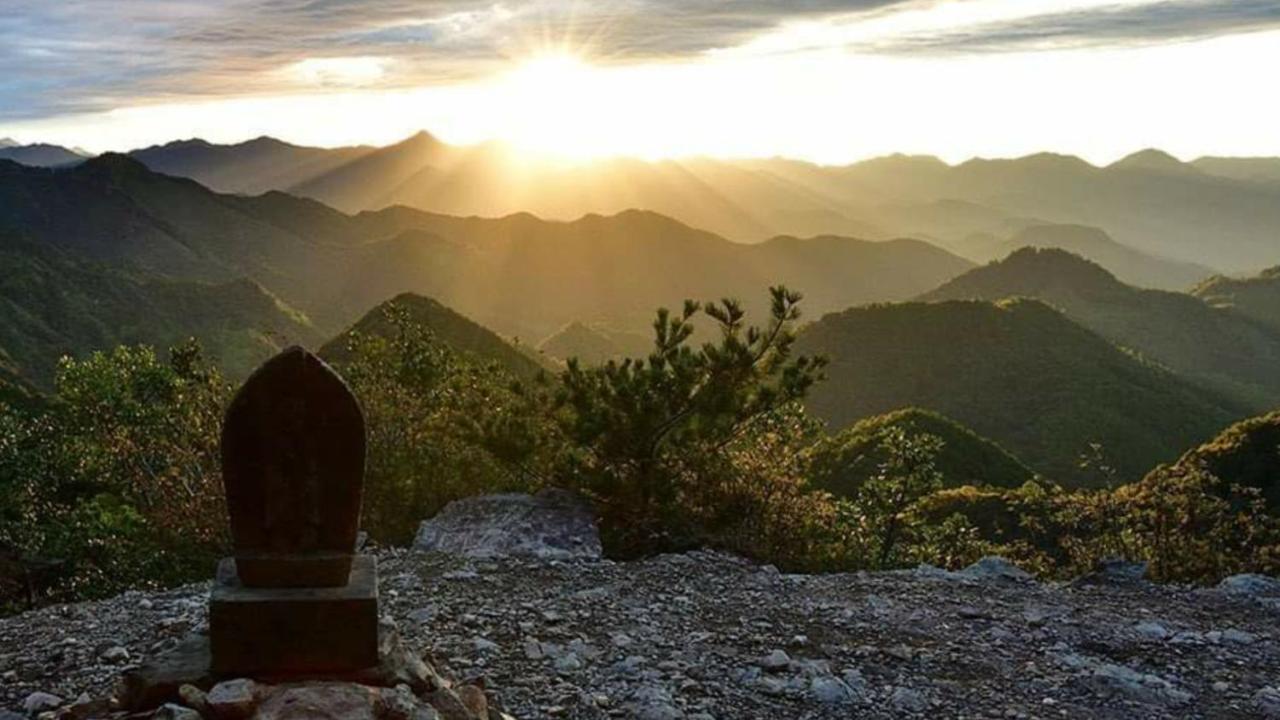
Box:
414, 489, 601, 561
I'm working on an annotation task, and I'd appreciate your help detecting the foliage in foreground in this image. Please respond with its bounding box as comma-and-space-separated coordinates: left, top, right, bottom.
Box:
2, 289, 1279, 613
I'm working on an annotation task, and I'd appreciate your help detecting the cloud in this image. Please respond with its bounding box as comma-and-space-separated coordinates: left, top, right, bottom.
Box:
868, 0, 1280, 54
2, 0, 1278, 121
0, 0, 901, 119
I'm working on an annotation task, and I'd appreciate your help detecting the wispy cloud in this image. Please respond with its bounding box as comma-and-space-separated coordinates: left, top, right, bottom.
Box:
869, 0, 1280, 54
1, 0, 1277, 121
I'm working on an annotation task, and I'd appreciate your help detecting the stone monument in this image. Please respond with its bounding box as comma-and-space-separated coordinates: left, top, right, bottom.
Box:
209, 346, 379, 675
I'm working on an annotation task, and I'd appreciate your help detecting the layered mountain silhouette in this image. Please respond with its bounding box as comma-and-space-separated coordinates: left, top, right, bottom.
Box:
919, 248, 1280, 410
0, 142, 88, 167
0, 155, 970, 387
538, 322, 653, 365
795, 298, 1245, 485
1193, 266, 1280, 334
950, 224, 1212, 290
130, 135, 1280, 272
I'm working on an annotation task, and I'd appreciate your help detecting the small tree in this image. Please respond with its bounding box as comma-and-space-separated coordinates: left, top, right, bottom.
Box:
857, 427, 945, 569
554, 286, 825, 554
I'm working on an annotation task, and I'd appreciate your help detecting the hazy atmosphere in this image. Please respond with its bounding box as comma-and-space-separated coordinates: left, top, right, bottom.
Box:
3, 2, 1280, 719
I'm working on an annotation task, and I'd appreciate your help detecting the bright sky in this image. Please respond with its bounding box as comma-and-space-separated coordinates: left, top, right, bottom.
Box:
1, 0, 1278, 164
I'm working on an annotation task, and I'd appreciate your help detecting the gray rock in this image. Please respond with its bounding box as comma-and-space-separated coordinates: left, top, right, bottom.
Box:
414, 489, 601, 560
890, 686, 927, 713
1218, 573, 1280, 596
1255, 687, 1280, 719
627, 684, 683, 720
154, 703, 203, 720
207, 678, 257, 720
1133, 621, 1169, 641
758, 649, 791, 671
100, 645, 130, 663
959, 556, 1032, 582
22, 692, 63, 715
1222, 628, 1257, 645
1073, 558, 1149, 586
809, 675, 859, 704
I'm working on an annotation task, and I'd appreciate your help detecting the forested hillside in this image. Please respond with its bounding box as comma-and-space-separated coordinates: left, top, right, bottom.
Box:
920, 248, 1280, 410
796, 298, 1246, 485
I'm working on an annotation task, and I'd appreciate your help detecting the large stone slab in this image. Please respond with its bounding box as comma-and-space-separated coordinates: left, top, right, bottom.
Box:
210, 556, 379, 675
414, 489, 601, 560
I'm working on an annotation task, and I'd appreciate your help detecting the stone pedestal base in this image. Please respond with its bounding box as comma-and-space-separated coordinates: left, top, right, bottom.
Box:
210, 555, 379, 675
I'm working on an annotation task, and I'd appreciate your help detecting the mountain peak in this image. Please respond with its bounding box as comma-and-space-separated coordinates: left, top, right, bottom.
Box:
1110, 148, 1196, 174
0, 137, 17, 148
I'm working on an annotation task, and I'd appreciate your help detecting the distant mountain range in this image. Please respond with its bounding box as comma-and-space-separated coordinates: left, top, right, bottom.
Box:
949, 224, 1213, 291
920, 248, 1280, 411
796, 298, 1246, 485
0, 142, 87, 167
0, 154, 971, 387
126, 134, 1280, 275
1193, 266, 1280, 334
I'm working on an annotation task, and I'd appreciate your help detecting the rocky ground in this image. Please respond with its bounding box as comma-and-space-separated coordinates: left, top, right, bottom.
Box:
3, 549, 1280, 719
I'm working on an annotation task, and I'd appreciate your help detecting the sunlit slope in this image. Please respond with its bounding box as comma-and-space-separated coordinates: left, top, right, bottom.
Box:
132, 136, 1280, 271
796, 298, 1246, 486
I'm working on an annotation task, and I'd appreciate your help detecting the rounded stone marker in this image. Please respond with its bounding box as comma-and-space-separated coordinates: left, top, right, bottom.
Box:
221, 346, 366, 588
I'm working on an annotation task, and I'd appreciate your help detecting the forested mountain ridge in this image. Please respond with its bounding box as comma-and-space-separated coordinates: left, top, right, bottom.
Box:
919, 248, 1280, 410
0, 155, 972, 351
796, 298, 1247, 486
318, 293, 555, 379
1193, 266, 1280, 334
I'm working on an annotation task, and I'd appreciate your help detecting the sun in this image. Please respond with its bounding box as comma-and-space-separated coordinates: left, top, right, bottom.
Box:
497, 53, 617, 160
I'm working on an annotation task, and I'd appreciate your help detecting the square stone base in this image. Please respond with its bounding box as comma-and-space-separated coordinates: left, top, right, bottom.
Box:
210, 554, 379, 675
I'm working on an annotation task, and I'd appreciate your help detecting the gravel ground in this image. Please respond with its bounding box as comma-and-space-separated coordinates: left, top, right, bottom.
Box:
3, 549, 1280, 719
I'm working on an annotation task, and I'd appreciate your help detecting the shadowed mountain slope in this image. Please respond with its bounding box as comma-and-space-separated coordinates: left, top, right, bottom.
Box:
1193, 266, 1280, 334
796, 298, 1246, 486
919, 248, 1280, 410
813, 408, 1040, 498
0, 231, 317, 386
318, 293, 553, 379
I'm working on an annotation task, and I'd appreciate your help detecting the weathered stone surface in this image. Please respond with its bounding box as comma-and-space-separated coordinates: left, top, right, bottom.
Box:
209, 556, 379, 675
221, 347, 366, 588
155, 703, 203, 720
207, 678, 258, 720
1071, 557, 1149, 586
414, 488, 600, 560
1219, 573, 1280, 597
118, 634, 214, 711
250, 683, 380, 720
21, 691, 62, 715
957, 556, 1032, 582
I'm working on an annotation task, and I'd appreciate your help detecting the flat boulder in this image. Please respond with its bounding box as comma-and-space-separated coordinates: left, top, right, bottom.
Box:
414, 489, 601, 560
